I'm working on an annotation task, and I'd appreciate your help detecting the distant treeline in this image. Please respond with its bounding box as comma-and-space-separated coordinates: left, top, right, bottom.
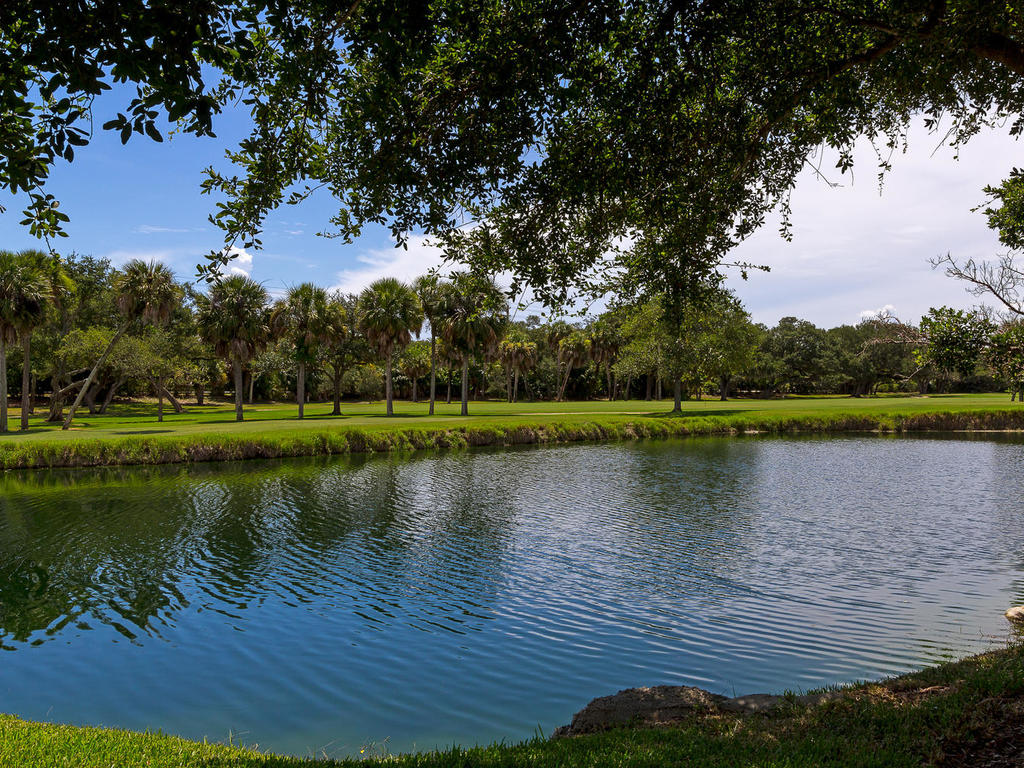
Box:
2, 251, 1021, 432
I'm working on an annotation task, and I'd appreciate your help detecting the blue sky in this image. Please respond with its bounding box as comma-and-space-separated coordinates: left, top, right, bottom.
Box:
0, 92, 1019, 328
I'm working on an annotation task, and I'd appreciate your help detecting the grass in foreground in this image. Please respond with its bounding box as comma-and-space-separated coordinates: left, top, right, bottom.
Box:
2, 641, 1021, 767
2, 393, 1024, 469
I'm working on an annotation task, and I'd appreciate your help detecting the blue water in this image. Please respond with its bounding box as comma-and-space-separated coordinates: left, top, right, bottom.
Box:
0, 434, 1021, 757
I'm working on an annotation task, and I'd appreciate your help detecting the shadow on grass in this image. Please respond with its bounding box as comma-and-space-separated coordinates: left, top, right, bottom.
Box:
653, 408, 754, 419
112, 430, 175, 435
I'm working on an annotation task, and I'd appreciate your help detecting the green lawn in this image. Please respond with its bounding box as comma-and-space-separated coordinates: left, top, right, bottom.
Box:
2, 392, 1018, 441
2, 641, 1021, 767
1, 393, 1022, 468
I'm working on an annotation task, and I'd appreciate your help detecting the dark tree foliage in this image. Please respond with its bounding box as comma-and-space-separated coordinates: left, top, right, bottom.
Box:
6, 2, 1024, 303
200, 1, 1024, 303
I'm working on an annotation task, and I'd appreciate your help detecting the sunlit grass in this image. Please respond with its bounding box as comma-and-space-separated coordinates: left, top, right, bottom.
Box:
2, 641, 1021, 766
1, 393, 1022, 468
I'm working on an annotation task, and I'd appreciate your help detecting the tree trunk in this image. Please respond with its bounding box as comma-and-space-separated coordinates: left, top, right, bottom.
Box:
428, 334, 437, 415
194, 383, 204, 406
412, 376, 418, 403
297, 360, 305, 418
446, 369, 452, 404
156, 378, 164, 422
0, 339, 8, 434
233, 358, 245, 422
607, 366, 614, 402
332, 369, 343, 415
557, 363, 572, 401
20, 335, 31, 430
656, 377, 662, 401
513, 369, 519, 403
84, 381, 99, 413
645, 372, 652, 401
62, 322, 128, 429
99, 377, 126, 414
28, 372, 36, 414
625, 374, 632, 401
385, 346, 394, 416
161, 385, 184, 414
673, 380, 682, 412
460, 355, 470, 416
247, 371, 254, 404
719, 375, 730, 401
48, 376, 86, 421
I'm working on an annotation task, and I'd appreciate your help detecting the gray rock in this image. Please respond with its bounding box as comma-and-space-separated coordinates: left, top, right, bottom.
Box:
1006, 605, 1024, 624
552, 685, 847, 737
551, 685, 740, 737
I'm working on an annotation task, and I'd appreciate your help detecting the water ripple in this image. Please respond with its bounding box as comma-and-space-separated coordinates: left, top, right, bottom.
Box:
0, 435, 1022, 755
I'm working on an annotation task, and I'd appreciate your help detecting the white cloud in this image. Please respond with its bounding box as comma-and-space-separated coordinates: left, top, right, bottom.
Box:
728, 118, 1018, 327
223, 246, 254, 277
859, 304, 897, 320
331, 234, 448, 293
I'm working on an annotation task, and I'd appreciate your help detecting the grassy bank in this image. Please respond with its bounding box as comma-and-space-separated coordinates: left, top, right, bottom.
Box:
2, 394, 1024, 469
2, 641, 1021, 767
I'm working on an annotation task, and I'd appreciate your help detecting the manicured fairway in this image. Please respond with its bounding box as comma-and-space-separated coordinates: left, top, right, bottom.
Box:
2, 393, 1023, 469
2, 392, 1019, 443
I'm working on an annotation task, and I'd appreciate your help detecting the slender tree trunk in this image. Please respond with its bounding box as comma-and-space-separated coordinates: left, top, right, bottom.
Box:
20, 335, 31, 430
297, 361, 305, 419
332, 369, 343, 415
62, 322, 128, 429
233, 358, 245, 422
558, 363, 572, 401
0, 339, 8, 434
156, 378, 164, 422
247, 371, 254, 404
194, 383, 205, 406
607, 366, 614, 402
385, 345, 394, 416
720, 375, 730, 401
446, 368, 452, 404
625, 374, 632, 401
656, 377, 662, 401
673, 380, 682, 412
99, 377, 126, 414
513, 369, 519, 403
412, 376, 418, 403
645, 372, 652, 401
161, 385, 184, 414
460, 355, 470, 416
428, 334, 437, 415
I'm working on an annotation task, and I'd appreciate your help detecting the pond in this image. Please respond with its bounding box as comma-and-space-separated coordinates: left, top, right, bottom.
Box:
0, 435, 1021, 757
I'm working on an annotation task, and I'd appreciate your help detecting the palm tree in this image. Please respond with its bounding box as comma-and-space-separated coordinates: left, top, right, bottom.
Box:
18, 250, 72, 429
499, 335, 538, 403
321, 292, 366, 416
399, 341, 431, 402
413, 274, 447, 415
589, 318, 621, 400
557, 330, 591, 401
0, 252, 50, 433
196, 275, 270, 422
62, 259, 180, 429
439, 272, 508, 416
358, 278, 423, 416
272, 283, 330, 419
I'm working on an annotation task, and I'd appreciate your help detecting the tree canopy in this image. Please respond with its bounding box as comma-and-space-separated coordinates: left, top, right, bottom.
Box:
6, 2, 1024, 303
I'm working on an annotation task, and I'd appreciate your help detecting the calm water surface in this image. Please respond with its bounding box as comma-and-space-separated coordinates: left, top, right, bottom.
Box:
0, 435, 1022, 757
